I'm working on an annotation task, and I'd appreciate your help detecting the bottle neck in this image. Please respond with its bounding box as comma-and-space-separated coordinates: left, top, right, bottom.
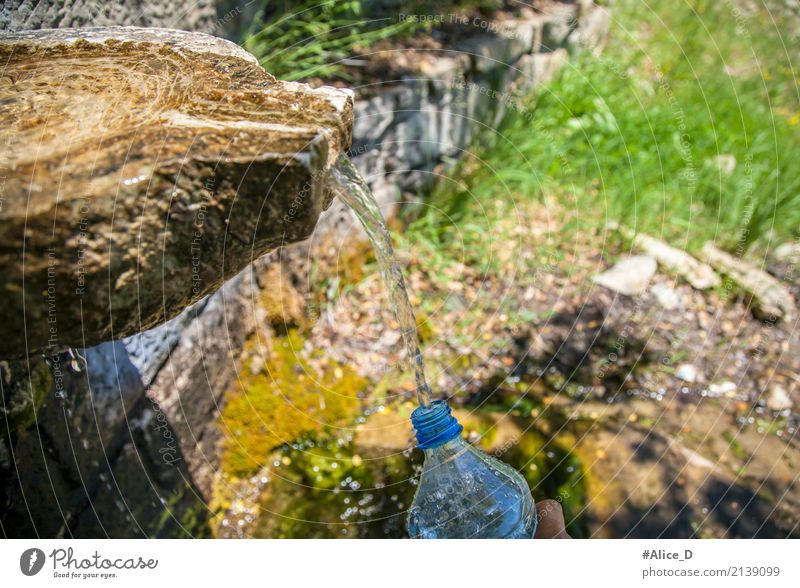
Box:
410, 400, 463, 449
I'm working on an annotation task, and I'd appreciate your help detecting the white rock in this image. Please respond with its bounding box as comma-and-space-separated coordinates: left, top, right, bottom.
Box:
766, 385, 793, 411
651, 282, 682, 309
675, 364, 699, 383
700, 242, 796, 322
631, 232, 721, 290
773, 242, 800, 262
708, 381, 737, 395
593, 255, 657, 296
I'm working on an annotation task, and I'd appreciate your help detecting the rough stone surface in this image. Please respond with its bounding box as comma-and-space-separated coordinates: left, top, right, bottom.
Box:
0, 0, 218, 33
144, 267, 258, 497
0, 356, 52, 437
0, 339, 206, 537
569, 5, 611, 52
540, 2, 580, 50
516, 48, 570, 88
0, 27, 354, 357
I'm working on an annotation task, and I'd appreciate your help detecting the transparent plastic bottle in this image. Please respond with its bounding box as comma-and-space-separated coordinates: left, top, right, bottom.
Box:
407, 400, 537, 539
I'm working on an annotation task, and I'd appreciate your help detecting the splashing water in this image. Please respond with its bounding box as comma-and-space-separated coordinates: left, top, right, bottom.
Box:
330, 156, 433, 408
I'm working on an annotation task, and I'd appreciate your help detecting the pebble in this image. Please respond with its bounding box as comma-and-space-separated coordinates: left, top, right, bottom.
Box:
675, 363, 699, 383
766, 385, 793, 411
708, 381, 736, 395
651, 282, 681, 310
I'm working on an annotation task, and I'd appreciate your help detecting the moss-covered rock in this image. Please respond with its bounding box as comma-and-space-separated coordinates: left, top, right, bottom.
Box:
219, 329, 366, 477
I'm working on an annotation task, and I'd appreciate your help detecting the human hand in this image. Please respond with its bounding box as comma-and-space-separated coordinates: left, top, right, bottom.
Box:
534, 499, 572, 538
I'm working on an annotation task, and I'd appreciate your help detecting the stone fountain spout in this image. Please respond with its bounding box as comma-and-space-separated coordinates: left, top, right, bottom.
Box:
0, 27, 354, 357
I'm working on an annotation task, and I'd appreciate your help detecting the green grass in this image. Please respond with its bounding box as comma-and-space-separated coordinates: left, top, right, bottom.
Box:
244, 0, 415, 81
412, 0, 800, 255
243, 1, 515, 82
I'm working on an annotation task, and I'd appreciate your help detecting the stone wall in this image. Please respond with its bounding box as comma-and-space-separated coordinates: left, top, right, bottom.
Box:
340, 1, 610, 219
0, 0, 218, 33
0, 1, 610, 537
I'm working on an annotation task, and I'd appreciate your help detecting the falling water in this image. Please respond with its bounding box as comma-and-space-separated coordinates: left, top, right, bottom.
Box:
329, 156, 433, 408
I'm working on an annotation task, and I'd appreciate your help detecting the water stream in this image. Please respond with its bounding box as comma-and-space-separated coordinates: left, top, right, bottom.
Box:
329, 156, 433, 408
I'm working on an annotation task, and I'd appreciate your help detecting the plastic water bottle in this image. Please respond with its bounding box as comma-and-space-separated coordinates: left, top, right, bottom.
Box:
407, 400, 537, 538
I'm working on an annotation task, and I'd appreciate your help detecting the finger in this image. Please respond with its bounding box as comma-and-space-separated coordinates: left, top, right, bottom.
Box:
535, 499, 571, 539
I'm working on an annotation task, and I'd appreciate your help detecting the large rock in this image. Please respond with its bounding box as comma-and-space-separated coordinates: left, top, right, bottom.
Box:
0, 27, 354, 357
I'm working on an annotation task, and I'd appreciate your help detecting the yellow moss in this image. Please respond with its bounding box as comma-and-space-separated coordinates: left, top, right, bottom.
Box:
568, 433, 625, 535
415, 310, 434, 343
219, 330, 366, 477
311, 233, 373, 293
260, 263, 306, 329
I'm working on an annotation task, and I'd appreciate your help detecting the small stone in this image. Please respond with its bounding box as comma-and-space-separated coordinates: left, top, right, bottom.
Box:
593, 255, 657, 296
626, 230, 720, 290
651, 282, 681, 309
709, 381, 736, 395
675, 364, 699, 383
766, 385, 792, 411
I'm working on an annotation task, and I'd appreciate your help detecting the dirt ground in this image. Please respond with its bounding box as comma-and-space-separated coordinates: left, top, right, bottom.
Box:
288, 194, 800, 538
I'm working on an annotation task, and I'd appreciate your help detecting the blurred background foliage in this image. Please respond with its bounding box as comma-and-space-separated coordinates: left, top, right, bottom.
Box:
414, 0, 800, 255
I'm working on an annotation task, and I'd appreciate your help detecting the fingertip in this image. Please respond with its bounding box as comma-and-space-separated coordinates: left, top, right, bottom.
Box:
535, 499, 570, 539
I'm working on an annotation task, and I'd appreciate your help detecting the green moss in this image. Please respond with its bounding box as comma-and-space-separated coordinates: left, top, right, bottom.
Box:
723, 431, 748, 461
219, 329, 366, 478
154, 487, 211, 538
0, 358, 52, 436
415, 310, 434, 343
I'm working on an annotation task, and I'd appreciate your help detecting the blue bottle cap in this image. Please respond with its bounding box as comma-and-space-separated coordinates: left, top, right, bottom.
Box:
410, 400, 463, 449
